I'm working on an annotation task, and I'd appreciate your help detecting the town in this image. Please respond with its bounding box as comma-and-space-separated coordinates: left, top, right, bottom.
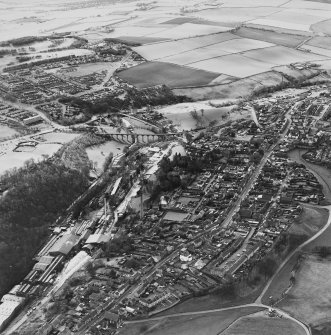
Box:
0, 77, 330, 335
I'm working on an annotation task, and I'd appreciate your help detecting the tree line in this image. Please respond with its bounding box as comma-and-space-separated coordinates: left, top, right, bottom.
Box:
0, 159, 89, 297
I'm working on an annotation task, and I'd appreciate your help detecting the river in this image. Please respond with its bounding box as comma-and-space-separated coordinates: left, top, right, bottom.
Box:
288, 149, 331, 204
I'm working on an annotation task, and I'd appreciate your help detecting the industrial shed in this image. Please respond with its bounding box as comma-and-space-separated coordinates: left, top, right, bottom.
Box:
48, 234, 80, 256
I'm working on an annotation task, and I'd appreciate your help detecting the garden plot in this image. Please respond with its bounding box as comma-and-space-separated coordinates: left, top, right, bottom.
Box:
243, 46, 328, 66
117, 61, 219, 88
234, 27, 307, 48
132, 32, 238, 60
189, 54, 272, 77
148, 23, 231, 39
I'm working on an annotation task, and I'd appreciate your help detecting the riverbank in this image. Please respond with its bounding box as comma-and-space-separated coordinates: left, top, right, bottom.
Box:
288, 149, 331, 204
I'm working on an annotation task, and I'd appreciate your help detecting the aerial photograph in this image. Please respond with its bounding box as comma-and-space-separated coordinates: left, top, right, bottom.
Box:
1, 0, 331, 334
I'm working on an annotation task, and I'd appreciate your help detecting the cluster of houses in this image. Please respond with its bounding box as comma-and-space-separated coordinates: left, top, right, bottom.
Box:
0, 101, 43, 128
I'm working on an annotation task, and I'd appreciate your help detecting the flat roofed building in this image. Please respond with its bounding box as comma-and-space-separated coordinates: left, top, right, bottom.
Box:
163, 211, 189, 222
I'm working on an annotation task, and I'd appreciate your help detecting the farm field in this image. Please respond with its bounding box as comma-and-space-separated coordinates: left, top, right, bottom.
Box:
279, 256, 331, 325
234, 27, 307, 48
119, 307, 264, 335
147, 23, 231, 39
160, 49, 230, 67
248, 18, 312, 32
189, 6, 282, 24
242, 46, 327, 66
306, 36, 331, 50
132, 32, 238, 61
301, 45, 331, 58
117, 61, 219, 88
311, 19, 331, 35
189, 54, 273, 77
202, 38, 274, 54
112, 36, 168, 45
223, 312, 306, 335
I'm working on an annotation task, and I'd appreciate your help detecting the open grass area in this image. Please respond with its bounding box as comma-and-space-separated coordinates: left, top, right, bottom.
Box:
0, 124, 19, 139
279, 255, 331, 325
262, 205, 329, 304
86, 140, 126, 174
289, 205, 329, 237
120, 307, 264, 335
59, 62, 110, 77
117, 61, 219, 88
223, 312, 306, 335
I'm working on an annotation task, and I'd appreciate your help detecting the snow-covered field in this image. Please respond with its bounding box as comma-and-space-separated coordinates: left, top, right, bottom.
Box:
0, 131, 79, 175
0, 125, 19, 139
86, 140, 126, 174
2, 0, 331, 86
0, 143, 61, 174
158, 100, 250, 130
132, 33, 238, 61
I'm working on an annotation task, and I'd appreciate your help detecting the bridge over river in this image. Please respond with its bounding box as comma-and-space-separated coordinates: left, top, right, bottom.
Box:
97, 132, 179, 144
